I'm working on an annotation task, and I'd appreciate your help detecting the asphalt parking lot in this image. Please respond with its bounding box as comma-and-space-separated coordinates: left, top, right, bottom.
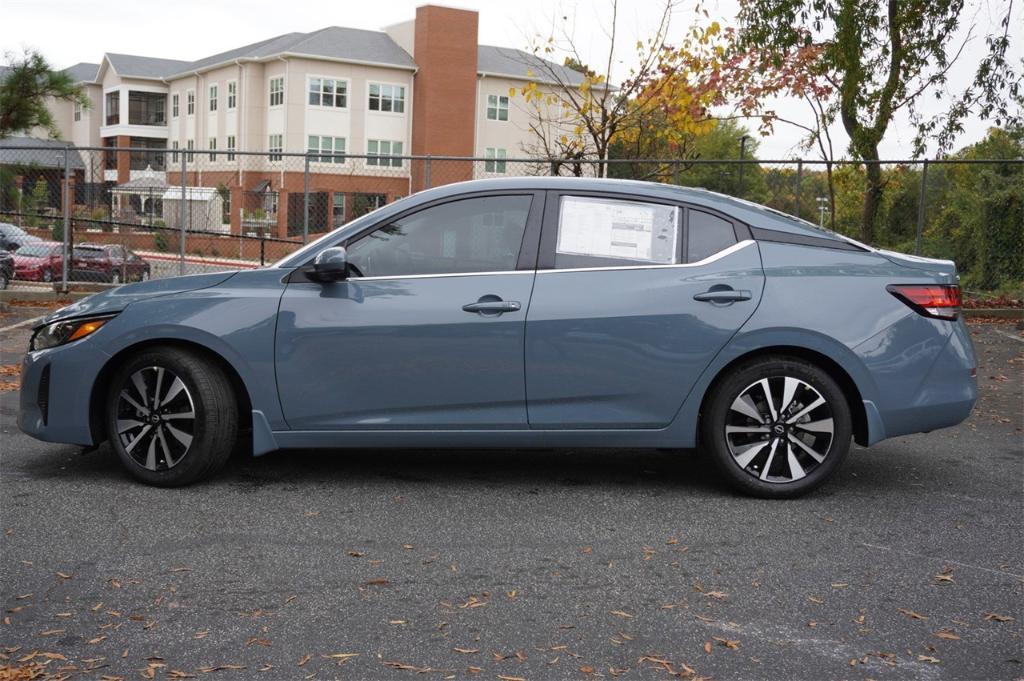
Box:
0, 305, 1021, 681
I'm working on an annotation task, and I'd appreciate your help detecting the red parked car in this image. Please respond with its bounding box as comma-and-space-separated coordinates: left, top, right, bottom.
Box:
12, 241, 65, 282
72, 243, 151, 284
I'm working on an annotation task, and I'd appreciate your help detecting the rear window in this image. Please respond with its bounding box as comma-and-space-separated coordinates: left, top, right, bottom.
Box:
74, 248, 107, 259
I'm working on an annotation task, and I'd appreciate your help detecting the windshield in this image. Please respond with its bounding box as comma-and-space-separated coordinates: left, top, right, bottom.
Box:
0, 223, 28, 238
16, 244, 57, 257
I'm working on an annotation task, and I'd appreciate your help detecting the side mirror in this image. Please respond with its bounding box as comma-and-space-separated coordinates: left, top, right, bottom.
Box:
307, 246, 349, 283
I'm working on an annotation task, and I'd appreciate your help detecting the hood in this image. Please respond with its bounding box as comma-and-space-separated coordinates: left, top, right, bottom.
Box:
876, 249, 958, 279
40, 271, 238, 324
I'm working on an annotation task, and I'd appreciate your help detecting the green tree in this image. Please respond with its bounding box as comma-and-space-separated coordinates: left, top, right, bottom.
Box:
731, 0, 1022, 244
1, 50, 87, 138
925, 127, 1023, 290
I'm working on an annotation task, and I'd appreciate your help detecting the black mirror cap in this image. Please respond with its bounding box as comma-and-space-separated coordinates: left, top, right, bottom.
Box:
307, 246, 349, 283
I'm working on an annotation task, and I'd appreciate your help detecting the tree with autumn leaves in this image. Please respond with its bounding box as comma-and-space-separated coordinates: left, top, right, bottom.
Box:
516, 0, 1020, 246
514, 0, 722, 177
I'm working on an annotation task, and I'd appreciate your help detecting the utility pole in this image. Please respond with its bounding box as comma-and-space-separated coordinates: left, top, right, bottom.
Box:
737, 135, 750, 198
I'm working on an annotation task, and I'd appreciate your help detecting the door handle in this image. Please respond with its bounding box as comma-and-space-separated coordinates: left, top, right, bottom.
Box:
693, 288, 752, 303
462, 300, 521, 315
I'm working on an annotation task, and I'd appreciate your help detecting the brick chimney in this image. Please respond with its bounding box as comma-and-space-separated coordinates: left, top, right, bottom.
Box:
411, 5, 478, 190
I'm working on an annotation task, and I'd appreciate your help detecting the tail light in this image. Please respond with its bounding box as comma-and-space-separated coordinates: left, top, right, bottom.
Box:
887, 284, 962, 321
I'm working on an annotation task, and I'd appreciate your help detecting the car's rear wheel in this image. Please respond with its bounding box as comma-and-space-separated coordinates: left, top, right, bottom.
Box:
111, 270, 121, 285
42, 268, 52, 282
701, 356, 852, 498
0, 271, 8, 290
106, 346, 237, 486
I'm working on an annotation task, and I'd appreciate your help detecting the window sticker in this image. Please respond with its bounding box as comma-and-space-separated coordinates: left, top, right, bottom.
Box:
557, 196, 678, 264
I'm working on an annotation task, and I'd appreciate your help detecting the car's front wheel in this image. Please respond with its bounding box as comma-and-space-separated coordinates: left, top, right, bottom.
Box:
106, 346, 237, 486
701, 356, 852, 498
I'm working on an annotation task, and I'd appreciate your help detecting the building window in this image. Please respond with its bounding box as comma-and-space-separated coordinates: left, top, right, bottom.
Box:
484, 147, 507, 173
105, 90, 119, 125
185, 139, 195, 162
186, 90, 195, 115
486, 94, 509, 121
73, 102, 82, 122
208, 137, 217, 161
308, 78, 347, 108
227, 81, 237, 109
226, 135, 236, 161
368, 84, 405, 113
128, 91, 166, 125
171, 140, 179, 164
332, 193, 346, 227
172, 93, 179, 118
367, 139, 403, 167
269, 77, 284, 107
307, 135, 346, 164
268, 134, 283, 161
209, 84, 218, 112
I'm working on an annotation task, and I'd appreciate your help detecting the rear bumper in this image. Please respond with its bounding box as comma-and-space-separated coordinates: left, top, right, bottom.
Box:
876, 319, 977, 440
18, 340, 107, 447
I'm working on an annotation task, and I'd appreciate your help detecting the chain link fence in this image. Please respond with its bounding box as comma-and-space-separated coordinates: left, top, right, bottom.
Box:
0, 144, 1020, 292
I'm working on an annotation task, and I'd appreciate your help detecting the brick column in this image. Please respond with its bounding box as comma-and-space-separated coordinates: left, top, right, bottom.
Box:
411, 5, 478, 191
229, 185, 243, 235
116, 134, 131, 185
275, 189, 289, 239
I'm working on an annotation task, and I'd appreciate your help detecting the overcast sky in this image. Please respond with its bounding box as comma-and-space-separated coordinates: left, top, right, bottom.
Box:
3, 0, 1020, 159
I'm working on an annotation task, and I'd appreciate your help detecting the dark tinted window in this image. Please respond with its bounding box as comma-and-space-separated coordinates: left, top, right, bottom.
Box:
555, 196, 680, 269
687, 209, 737, 262
74, 247, 106, 259
347, 195, 531, 277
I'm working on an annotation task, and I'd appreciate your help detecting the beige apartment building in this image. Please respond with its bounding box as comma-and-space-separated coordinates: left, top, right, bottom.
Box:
33, 4, 587, 236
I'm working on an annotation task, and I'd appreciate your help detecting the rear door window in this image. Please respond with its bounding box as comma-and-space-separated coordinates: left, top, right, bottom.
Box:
554, 196, 680, 269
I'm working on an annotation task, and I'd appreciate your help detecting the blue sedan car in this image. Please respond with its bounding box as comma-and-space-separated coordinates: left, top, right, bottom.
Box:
18, 178, 977, 497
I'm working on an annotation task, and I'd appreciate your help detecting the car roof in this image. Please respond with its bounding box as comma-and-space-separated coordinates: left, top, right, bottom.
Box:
76, 243, 112, 250
414, 177, 847, 241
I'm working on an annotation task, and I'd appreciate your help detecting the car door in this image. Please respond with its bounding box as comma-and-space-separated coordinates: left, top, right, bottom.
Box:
525, 192, 764, 428
275, 191, 544, 430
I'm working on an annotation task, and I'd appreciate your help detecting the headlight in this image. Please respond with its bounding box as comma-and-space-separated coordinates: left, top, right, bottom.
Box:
30, 315, 115, 351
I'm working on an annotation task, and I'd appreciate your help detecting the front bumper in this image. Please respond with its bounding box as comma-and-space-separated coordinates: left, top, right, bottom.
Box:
18, 339, 109, 446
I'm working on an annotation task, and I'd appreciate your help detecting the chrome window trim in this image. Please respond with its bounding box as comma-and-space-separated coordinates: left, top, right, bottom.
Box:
347, 270, 532, 283
539, 239, 754, 274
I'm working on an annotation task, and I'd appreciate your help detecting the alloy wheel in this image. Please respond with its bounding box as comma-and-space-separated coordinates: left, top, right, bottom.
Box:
115, 366, 196, 471
724, 376, 834, 483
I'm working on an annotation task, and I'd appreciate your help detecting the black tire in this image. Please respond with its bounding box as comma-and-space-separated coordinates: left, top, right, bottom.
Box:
106, 346, 237, 486
111, 270, 121, 285
0, 271, 8, 290
700, 356, 852, 499
42, 268, 53, 283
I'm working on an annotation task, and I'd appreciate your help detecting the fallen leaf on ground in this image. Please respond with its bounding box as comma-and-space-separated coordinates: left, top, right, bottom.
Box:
933, 629, 960, 640
983, 612, 1014, 622
897, 608, 928, 620
609, 610, 635, 619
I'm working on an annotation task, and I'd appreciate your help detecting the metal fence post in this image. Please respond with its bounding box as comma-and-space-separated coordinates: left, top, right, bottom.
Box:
179, 151, 186, 276
61, 146, 70, 293
795, 159, 803, 219
914, 159, 930, 256
673, 160, 681, 186
424, 156, 433, 189
302, 152, 310, 244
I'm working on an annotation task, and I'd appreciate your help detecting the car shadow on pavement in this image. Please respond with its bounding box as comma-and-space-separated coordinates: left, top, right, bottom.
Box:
16, 438, 934, 499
